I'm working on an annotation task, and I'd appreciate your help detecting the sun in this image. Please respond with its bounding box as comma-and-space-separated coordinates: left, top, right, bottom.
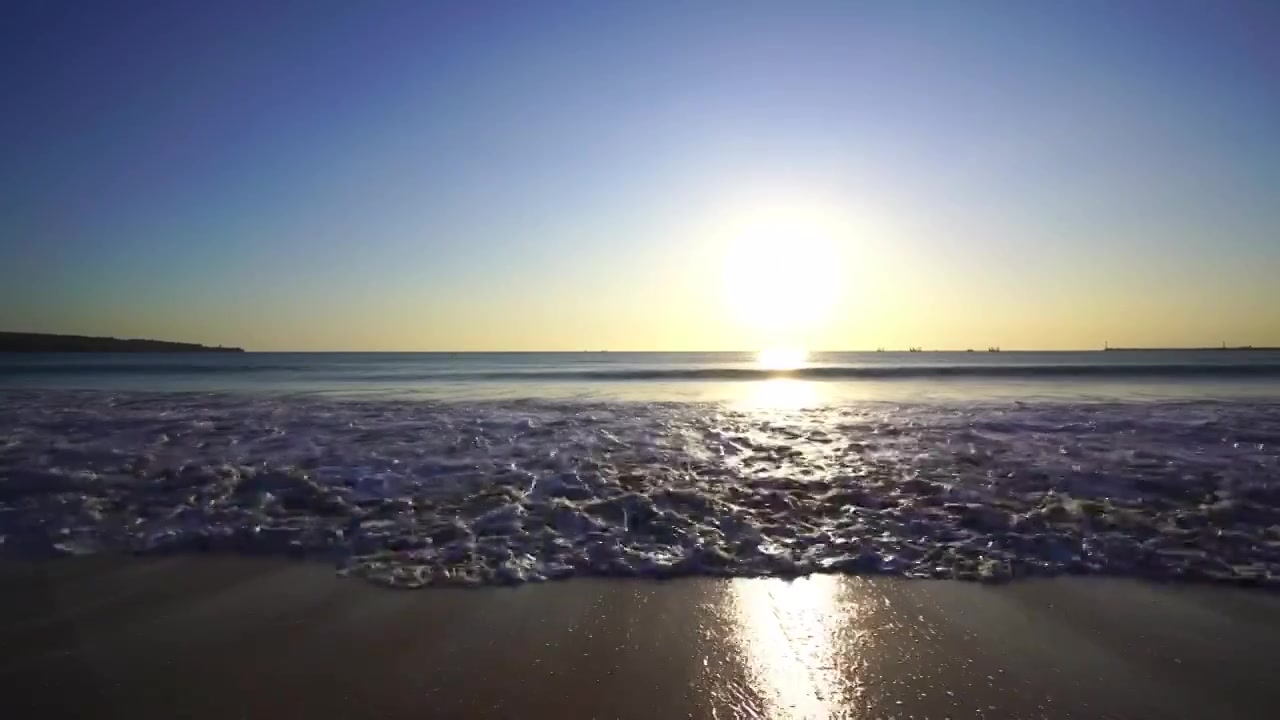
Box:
720, 201, 844, 340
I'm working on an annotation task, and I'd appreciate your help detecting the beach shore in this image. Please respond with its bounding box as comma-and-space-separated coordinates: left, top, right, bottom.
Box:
2, 557, 1278, 719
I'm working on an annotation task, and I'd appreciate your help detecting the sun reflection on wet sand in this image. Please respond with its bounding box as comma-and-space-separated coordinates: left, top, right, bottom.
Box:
726, 576, 869, 718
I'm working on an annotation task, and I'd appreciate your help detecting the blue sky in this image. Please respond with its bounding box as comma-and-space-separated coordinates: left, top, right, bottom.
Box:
3, 0, 1278, 350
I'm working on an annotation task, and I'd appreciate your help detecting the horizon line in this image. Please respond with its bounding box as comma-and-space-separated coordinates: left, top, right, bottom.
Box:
234, 346, 1280, 353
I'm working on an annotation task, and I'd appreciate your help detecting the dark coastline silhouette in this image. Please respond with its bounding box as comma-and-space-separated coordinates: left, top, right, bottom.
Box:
0, 332, 243, 353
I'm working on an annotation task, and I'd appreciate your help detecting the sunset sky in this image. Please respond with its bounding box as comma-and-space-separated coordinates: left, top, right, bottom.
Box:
3, 1, 1278, 351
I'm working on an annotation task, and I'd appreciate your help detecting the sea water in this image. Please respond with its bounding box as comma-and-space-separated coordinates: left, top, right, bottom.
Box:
2, 351, 1278, 588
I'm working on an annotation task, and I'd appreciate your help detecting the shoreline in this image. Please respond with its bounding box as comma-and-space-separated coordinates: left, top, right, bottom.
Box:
3, 556, 1280, 718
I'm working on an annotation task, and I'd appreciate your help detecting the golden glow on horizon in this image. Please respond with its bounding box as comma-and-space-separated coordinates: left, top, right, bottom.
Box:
66, 186, 1280, 353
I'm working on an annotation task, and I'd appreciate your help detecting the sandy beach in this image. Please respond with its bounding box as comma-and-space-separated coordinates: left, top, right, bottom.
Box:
2, 558, 1278, 719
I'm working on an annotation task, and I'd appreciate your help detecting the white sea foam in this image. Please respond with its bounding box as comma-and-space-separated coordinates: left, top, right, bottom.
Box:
1, 390, 1278, 588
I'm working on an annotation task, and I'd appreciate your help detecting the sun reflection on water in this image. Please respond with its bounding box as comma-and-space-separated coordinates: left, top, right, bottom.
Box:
756, 347, 809, 370
738, 378, 824, 410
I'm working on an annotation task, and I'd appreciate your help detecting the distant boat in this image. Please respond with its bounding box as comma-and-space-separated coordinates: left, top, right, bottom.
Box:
987, 346, 1001, 352
966, 348, 975, 353
908, 347, 922, 353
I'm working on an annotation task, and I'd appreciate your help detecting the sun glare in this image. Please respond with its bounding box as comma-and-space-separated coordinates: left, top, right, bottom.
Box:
721, 201, 844, 338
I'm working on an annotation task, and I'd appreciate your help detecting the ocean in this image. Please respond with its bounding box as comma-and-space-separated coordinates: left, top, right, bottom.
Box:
2, 350, 1279, 588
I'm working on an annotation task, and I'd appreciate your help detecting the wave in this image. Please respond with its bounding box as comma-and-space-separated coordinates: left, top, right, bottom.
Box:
5, 359, 1280, 383
2, 390, 1279, 589
439, 363, 1280, 381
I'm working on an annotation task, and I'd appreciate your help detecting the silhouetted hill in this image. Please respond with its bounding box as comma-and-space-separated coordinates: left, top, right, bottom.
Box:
0, 332, 244, 353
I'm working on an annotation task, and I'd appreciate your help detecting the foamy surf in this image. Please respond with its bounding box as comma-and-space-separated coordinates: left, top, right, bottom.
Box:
1, 390, 1278, 589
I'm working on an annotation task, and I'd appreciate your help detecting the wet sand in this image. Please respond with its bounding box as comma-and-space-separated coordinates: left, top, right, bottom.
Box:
2, 558, 1279, 719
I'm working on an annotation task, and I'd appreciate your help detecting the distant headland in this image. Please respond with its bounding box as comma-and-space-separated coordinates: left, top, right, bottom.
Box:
0, 332, 244, 353
1102, 342, 1279, 352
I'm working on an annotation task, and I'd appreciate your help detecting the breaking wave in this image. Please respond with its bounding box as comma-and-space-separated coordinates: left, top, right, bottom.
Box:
6, 361, 1280, 382
458, 363, 1280, 381
2, 390, 1279, 589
